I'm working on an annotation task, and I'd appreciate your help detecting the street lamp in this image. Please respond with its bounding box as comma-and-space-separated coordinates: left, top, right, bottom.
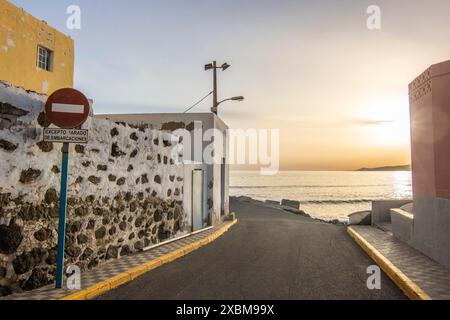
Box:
204, 61, 244, 115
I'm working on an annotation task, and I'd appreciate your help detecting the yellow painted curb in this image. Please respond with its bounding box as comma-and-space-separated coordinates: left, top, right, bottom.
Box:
347, 227, 431, 300
60, 219, 238, 300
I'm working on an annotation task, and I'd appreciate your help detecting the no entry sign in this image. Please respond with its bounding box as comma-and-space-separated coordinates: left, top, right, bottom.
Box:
41, 88, 91, 290
45, 88, 90, 129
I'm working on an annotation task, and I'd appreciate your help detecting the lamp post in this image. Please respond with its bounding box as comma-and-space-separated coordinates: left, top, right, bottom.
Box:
204, 61, 243, 115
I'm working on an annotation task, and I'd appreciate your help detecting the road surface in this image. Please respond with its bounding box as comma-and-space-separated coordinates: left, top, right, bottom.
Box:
97, 197, 406, 300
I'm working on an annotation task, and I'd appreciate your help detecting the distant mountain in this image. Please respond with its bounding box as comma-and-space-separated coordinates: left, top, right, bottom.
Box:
356, 165, 411, 172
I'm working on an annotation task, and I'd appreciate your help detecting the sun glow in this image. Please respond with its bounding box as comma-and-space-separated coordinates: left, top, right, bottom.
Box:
358, 94, 411, 146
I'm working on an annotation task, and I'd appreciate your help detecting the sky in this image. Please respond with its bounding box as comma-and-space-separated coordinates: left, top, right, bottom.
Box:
10, 0, 450, 170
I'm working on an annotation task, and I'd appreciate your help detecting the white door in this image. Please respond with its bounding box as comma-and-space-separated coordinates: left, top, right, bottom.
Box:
192, 169, 203, 231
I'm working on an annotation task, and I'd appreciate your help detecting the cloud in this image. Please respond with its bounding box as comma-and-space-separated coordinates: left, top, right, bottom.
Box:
351, 119, 394, 126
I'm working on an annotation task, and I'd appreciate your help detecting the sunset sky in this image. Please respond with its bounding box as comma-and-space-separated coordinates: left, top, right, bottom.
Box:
11, 0, 450, 170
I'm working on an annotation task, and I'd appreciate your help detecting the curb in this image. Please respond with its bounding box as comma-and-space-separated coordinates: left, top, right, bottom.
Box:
60, 219, 238, 300
347, 226, 431, 300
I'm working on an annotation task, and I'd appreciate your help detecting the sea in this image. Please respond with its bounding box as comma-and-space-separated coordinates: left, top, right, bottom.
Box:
230, 171, 412, 222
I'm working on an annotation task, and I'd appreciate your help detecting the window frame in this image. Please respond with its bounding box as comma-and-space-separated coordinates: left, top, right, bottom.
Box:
37, 45, 53, 72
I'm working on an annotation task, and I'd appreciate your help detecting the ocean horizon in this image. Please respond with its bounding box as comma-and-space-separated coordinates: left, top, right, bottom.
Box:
230, 170, 412, 221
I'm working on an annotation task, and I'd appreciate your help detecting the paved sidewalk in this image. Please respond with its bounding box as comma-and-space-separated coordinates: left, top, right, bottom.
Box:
349, 226, 450, 300
1, 222, 234, 300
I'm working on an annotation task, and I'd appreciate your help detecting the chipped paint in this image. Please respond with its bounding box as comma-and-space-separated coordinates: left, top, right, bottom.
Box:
0, 1, 74, 94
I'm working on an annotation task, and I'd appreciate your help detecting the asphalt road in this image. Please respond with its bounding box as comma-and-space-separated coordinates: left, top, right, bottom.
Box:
96, 197, 407, 300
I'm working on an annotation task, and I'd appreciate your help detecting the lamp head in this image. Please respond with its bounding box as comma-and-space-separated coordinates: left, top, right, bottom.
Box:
204, 63, 213, 71
221, 63, 231, 71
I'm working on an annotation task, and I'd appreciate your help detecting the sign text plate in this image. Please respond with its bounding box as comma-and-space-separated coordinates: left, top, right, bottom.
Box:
43, 128, 89, 144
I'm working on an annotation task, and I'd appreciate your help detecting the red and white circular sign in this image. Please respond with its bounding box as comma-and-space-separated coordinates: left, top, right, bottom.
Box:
45, 88, 90, 129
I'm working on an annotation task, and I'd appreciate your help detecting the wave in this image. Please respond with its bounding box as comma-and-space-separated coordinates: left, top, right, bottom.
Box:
299, 199, 375, 205
230, 184, 411, 189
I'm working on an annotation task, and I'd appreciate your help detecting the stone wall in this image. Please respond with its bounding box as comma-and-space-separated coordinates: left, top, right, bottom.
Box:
0, 82, 186, 296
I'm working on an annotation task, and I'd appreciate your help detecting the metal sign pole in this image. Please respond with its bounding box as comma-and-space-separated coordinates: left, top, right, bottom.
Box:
55, 142, 69, 289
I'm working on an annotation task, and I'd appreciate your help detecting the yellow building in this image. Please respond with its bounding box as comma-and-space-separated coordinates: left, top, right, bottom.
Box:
0, 0, 74, 95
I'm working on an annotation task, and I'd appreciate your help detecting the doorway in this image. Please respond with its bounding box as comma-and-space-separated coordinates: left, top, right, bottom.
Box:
192, 169, 204, 231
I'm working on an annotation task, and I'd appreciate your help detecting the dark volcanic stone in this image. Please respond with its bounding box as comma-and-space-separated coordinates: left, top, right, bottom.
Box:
81, 247, 94, 260
0, 223, 23, 254
141, 174, 149, 184
127, 165, 134, 172
158, 225, 169, 241
154, 175, 161, 184
66, 245, 82, 258
77, 234, 89, 245
120, 245, 131, 256
36, 141, 53, 152
75, 144, 85, 154
23, 269, 50, 291
110, 127, 119, 137
13, 248, 46, 275
119, 221, 127, 231
0, 139, 18, 152
111, 143, 126, 157
0, 193, 10, 206
106, 246, 118, 260
19, 205, 45, 221
93, 207, 106, 216
95, 227, 106, 239
87, 219, 96, 230
51, 166, 60, 174
44, 188, 58, 204
82, 161, 91, 167
19, 169, 41, 184
34, 228, 51, 242
75, 207, 89, 217
108, 174, 117, 182
49, 206, 59, 218
174, 206, 182, 220
134, 217, 144, 228
130, 132, 139, 141
124, 192, 133, 202
130, 149, 138, 158
154, 210, 163, 222
117, 178, 126, 186
45, 248, 57, 265
109, 226, 116, 235
37, 112, 50, 127
138, 230, 146, 239
69, 221, 82, 233
88, 176, 101, 185
97, 164, 108, 171
134, 241, 144, 250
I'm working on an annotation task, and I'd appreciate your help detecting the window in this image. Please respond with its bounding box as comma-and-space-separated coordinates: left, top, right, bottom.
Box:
37, 46, 53, 71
